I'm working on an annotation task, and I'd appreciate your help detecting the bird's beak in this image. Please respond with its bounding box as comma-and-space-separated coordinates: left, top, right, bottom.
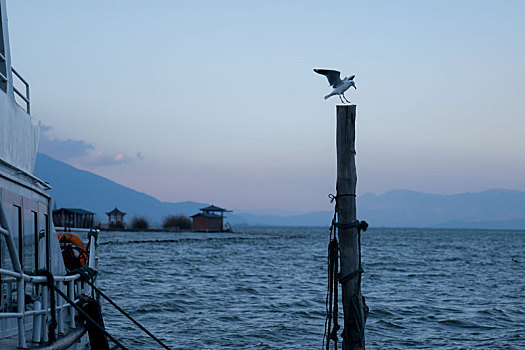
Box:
353, 85, 357, 89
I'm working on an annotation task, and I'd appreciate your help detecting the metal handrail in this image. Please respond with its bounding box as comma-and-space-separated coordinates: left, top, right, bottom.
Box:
11, 67, 28, 86
11, 66, 30, 114
0, 297, 80, 319
0, 268, 81, 282
13, 86, 28, 102
0, 269, 83, 323
55, 227, 95, 233
0, 54, 31, 112
0, 225, 99, 347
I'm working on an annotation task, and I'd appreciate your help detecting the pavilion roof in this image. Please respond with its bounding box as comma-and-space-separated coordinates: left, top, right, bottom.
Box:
105, 207, 126, 216
200, 205, 232, 213
53, 208, 94, 215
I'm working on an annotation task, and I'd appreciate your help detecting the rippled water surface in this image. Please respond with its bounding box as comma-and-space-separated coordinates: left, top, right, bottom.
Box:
94, 227, 525, 349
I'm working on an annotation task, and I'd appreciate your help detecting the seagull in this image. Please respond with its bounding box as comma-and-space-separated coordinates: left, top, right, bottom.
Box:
314, 69, 356, 103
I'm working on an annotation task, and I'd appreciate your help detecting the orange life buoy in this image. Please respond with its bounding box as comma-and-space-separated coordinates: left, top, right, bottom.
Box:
57, 232, 88, 269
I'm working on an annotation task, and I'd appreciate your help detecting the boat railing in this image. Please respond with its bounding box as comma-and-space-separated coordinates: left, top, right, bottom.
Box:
0, 227, 99, 348
0, 52, 7, 86
0, 44, 30, 114
11, 66, 30, 114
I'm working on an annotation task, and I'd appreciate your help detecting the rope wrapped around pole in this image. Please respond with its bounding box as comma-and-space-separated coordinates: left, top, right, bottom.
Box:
37, 270, 57, 343
52, 285, 128, 350
82, 277, 171, 350
67, 266, 171, 349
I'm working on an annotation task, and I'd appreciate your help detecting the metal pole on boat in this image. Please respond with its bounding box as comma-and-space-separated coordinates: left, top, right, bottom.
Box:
32, 300, 42, 342
42, 285, 49, 342
335, 105, 366, 349
68, 280, 76, 328
57, 281, 64, 334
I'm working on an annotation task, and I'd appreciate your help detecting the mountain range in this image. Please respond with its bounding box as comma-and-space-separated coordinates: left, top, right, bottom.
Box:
34, 153, 525, 229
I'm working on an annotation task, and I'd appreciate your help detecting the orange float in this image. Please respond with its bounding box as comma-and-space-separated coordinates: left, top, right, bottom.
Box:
56, 232, 88, 270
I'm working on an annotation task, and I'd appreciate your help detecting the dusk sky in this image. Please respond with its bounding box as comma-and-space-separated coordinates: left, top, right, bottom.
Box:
6, 1, 525, 213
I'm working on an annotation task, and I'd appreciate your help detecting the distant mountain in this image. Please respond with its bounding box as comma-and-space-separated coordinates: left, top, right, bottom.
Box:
358, 189, 525, 229
432, 218, 525, 230
229, 211, 333, 227
232, 189, 525, 229
34, 154, 525, 229
34, 153, 207, 225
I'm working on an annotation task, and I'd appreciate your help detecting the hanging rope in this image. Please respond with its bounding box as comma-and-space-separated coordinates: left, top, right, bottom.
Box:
82, 277, 172, 350
67, 266, 171, 349
323, 201, 340, 350
323, 194, 368, 350
37, 270, 57, 342
52, 285, 128, 350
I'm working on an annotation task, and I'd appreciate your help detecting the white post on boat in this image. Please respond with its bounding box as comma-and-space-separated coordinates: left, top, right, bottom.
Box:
88, 229, 98, 268
86, 229, 98, 295
32, 300, 42, 342
68, 280, 75, 327
57, 280, 64, 334
41, 285, 49, 342
16, 272, 25, 347
336, 105, 366, 349
76, 280, 82, 298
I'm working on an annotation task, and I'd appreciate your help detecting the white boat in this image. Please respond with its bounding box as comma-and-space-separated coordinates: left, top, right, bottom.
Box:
0, 1, 102, 348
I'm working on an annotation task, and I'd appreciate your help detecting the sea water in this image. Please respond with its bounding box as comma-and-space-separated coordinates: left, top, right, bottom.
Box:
95, 227, 525, 349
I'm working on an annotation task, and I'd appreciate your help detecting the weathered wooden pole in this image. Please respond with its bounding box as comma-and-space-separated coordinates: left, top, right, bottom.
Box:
336, 105, 366, 349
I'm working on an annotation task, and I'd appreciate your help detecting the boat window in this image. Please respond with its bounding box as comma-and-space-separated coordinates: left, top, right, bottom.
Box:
0, 204, 21, 311
22, 209, 37, 274
44, 213, 49, 270
34, 211, 39, 271
13, 205, 22, 265
38, 214, 46, 270
1, 204, 22, 271
0, 220, 10, 271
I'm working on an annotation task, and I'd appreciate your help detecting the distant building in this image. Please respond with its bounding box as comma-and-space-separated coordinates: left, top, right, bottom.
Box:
53, 208, 95, 229
106, 207, 126, 229
191, 205, 232, 232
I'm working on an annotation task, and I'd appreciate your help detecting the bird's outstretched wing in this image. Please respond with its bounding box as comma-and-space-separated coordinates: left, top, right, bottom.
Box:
314, 69, 342, 87
348, 75, 355, 80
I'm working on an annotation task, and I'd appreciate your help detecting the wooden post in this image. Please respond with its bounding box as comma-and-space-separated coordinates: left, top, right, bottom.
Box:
336, 105, 366, 349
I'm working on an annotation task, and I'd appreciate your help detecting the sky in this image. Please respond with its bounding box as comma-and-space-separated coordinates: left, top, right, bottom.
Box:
5, 1, 525, 213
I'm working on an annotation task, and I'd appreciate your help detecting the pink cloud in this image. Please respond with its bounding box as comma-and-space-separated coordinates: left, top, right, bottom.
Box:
39, 125, 142, 168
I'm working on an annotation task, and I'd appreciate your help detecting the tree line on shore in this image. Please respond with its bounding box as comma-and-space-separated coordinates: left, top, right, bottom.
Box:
130, 215, 191, 230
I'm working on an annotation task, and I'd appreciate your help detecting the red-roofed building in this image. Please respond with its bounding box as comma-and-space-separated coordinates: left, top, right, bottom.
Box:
191, 205, 232, 232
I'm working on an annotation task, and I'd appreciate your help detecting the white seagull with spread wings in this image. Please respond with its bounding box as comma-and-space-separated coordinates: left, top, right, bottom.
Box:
314, 69, 356, 103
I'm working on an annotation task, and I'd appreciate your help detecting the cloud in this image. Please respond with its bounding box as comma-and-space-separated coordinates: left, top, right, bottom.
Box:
69, 152, 137, 167
39, 125, 142, 167
39, 134, 95, 159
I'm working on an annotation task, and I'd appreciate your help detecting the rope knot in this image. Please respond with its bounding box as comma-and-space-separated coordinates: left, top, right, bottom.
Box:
359, 220, 369, 232
338, 268, 364, 284
328, 193, 356, 204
